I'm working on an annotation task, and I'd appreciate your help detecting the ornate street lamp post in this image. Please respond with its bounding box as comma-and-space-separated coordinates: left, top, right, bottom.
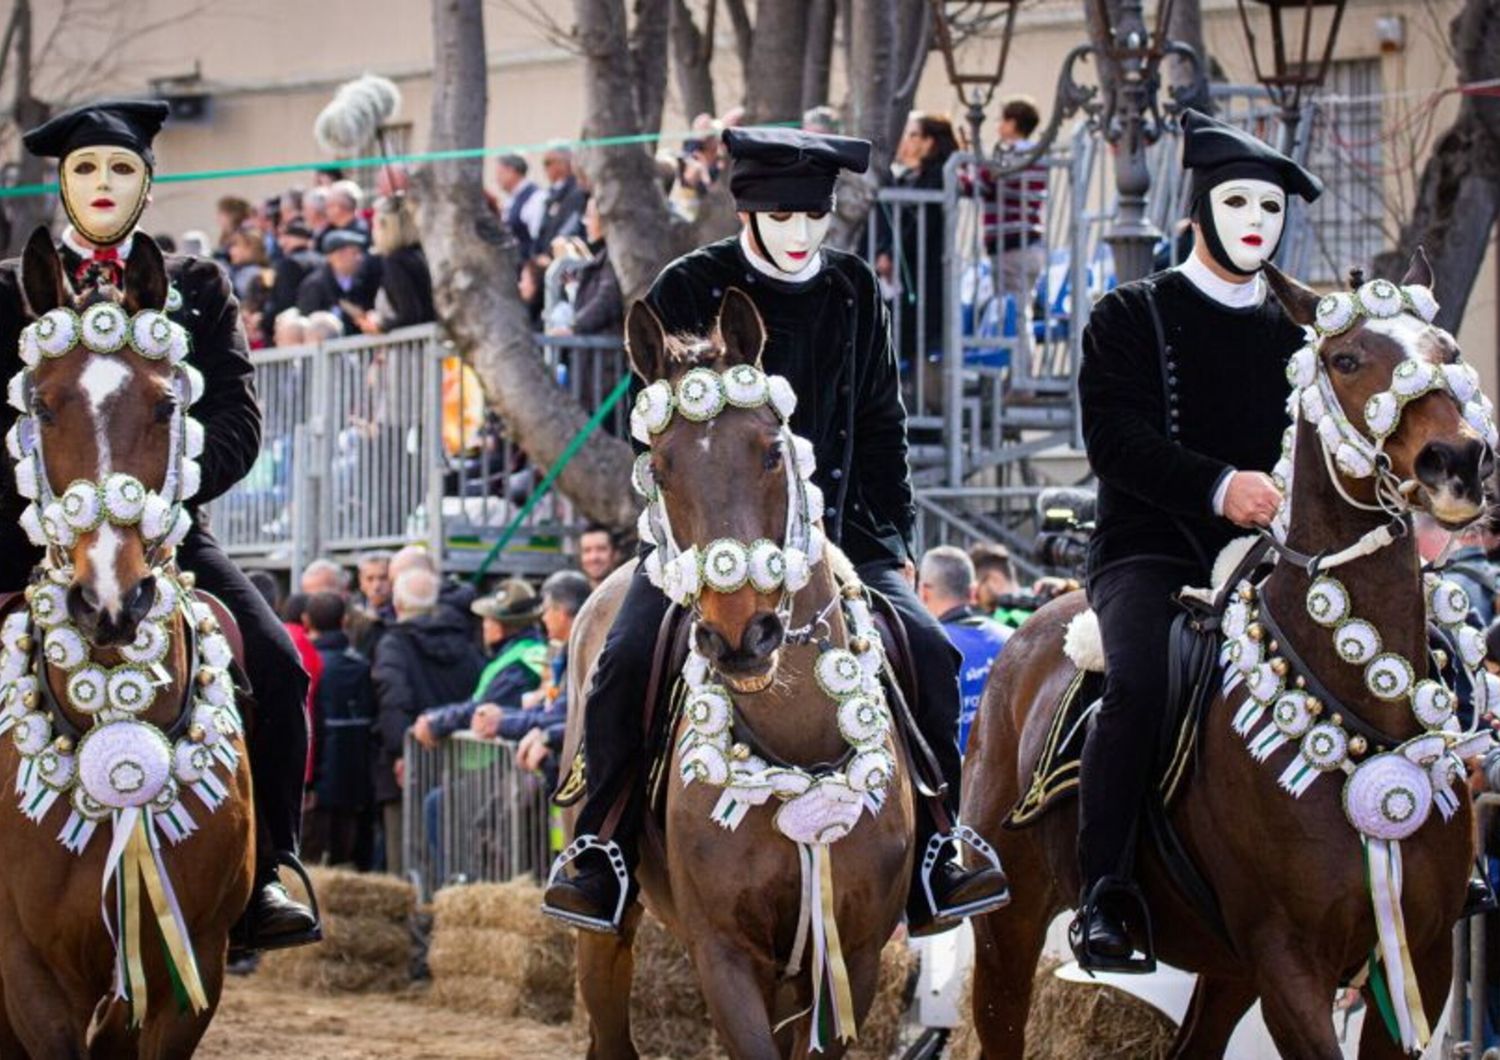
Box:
1236, 0, 1349, 154
928, 0, 1205, 282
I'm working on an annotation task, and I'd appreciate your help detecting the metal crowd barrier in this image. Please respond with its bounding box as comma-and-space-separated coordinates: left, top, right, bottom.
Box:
210, 326, 627, 579
400, 730, 555, 901
1446, 792, 1500, 1057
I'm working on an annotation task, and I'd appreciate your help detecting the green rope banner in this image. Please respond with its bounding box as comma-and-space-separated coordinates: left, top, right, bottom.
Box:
470, 373, 634, 584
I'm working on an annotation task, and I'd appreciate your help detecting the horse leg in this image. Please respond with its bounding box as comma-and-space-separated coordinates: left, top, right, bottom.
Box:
1168, 975, 1256, 1060
0, 935, 92, 1058
1356, 933, 1457, 1060
784, 941, 886, 1060
133, 935, 228, 1060
577, 903, 643, 1060
691, 939, 780, 1060
1253, 948, 1343, 1060
969, 837, 1057, 1060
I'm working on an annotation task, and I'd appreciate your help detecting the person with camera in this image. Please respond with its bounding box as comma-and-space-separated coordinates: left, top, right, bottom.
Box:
1070, 111, 1323, 969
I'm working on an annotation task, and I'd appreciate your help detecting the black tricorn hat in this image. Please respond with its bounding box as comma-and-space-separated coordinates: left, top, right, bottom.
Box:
1182, 109, 1322, 206
725, 127, 871, 213
23, 99, 170, 169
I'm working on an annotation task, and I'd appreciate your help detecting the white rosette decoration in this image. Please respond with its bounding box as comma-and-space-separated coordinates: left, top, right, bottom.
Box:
7, 373, 27, 414
80, 303, 129, 353
661, 548, 701, 606
147, 578, 180, 623
40, 502, 77, 548
2, 610, 30, 654
199, 669, 234, 710
121, 622, 170, 667
1357, 278, 1405, 320
180, 459, 202, 501
18, 504, 45, 547
5, 418, 27, 461
161, 509, 193, 551
1457, 625, 1487, 670
1272, 690, 1316, 738
101, 474, 148, 524
1287, 347, 1317, 389
722, 364, 769, 408
1363, 392, 1400, 439
1410, 679, 1456, 727
1443, 363, 1480, 404
60, 480, 103, 533
1474, 672, 1500, 715
767, 375, 797, 420
629, 382, 674, 444
1306, 577, 1350, 627
1334, 443, 1375, 479
1427, 578, 1471, 626
44, 625, 87, 671
76, 720, 171, 808
1342, 753, 1432, 841
173, 739, 214, 784
675, 367, 727, 422
1403, 284, 1439, 322
774, 779, 864, 845
1364, 653, 1414, 701
12, 711, 52, 756
680, 741, 730, 786
816, 649, 864, 699
1232, 636, 1263, 675
107, 668, 156, 714
792, 436, 816, 479
1245, 661, 1283, 704
128, 311, 175, 359
1334, 619, 1381, 665
18, 324, 41, 368
747, 539, 786, 593
1315, 293, 1358, 337
183, 417, 205, 459
836, 694, 887, 749
66, 665, 109, 714
139, 493, 173, 544
1300, 386, 1327, 424
1389, 358, 1439, 399
702, 539, 750, 593
1300, 722, 1350, 772
782, 548, 812, 593
35, 309, 80, 358
182, 364, 205, 406
630, 454, 656, 499
34, 743, 76, 792
685, 684, 732, 740
847, 749, 894, 795
200, 633, 233, 672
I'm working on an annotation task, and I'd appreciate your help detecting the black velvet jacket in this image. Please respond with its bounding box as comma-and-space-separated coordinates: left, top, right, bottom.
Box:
645, 237, 914, 568
0, 241, 261, 589
1079, 269, 1303, 576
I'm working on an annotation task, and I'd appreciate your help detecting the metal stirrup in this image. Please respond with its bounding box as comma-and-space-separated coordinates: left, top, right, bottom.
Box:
919, 825, 1010, 921
541, 834, 630, 934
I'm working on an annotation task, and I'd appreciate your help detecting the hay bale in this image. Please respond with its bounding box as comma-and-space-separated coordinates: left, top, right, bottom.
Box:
427, 879, 576, 1024
849, 939, 918, 1059
949, 958, 1177, 1060
257, 867, 415, 994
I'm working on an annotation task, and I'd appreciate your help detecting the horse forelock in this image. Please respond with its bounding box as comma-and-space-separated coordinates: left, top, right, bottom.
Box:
663, 332, 722, 370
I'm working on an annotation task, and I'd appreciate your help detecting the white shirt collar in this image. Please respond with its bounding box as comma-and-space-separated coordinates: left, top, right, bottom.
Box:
62, 226, 135, 261
739, 228, 823, 285
1177, 251, 1265, 309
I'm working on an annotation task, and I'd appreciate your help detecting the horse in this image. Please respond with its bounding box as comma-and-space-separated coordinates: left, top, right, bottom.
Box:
560, 289, 916, 1058
962, 252, 1495, 1058
0, 229, 254, 1058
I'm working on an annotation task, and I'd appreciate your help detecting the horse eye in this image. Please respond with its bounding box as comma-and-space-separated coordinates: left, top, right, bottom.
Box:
764, 442, 784, 472
1331, 353, 1360, 375
31, 398, 53, 426
154, 398, 177, 424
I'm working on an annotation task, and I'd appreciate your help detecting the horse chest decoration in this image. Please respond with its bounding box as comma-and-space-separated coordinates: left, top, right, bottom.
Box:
1219, 274, 1499, 1051
629, 346, 895, 1050
0, 230, 248, 1039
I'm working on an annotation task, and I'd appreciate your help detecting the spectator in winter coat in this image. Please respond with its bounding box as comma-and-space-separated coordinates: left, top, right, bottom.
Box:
410, 579, 549, 746
355, 196, 434, 334
497, 153, 545, 261
303, 593, 378, 868
918, 546, 1009, 753
296, 228, 381, 335
264, 220, 324, 344
546, 198, 622, 338
533, 145, 590, 262
371, 568, 485, 875
481, 571, 591, 741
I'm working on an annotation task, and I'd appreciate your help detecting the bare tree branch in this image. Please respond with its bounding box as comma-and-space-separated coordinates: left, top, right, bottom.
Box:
723, 0, 754, 86
800, 0, 837, 113
744, 0, 805, 122
669, 0, 716, 119
629, 0, 669, 139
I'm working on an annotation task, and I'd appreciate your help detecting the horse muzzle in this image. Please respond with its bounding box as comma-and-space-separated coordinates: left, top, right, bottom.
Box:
67, 575, 157, 647
694, 609, 785, 690
1415, 436, 1493, 528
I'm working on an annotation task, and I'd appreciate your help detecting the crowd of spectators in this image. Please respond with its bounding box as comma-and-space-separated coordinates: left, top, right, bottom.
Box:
262, 528, 625, 877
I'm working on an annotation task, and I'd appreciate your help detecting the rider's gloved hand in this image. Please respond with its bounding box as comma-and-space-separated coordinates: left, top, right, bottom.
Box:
1222, 471, 1282, 529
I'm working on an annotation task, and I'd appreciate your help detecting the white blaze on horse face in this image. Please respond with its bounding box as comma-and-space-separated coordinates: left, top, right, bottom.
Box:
60, 147, 149, 247
1362, 314, 1429, 361
755, 211, 832, 273
1208, 179, 1286, 272
79, 355, 132, 615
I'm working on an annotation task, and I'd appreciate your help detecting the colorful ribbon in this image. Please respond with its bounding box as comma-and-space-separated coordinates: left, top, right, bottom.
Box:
1365, 838, 1430, 1052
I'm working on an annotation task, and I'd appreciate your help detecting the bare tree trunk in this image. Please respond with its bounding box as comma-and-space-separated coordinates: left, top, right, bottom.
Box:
1373, 0, 1500, 333
669, 0, 716, 120
1, 0, 54, 258
744, 0, 806, 122
800, 0, 837, 113
630, 0, 669, 139
724, 0, 754, 89
883, 0, 931, 156
414, 0, 636, 529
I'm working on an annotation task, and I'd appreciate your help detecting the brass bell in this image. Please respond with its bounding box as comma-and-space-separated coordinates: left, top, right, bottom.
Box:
731, 742, 750, 761
179, 571, 197, 590
841, 584, 862, 600
22, 585, 35, 602
53, 735, 72, 754
1239, 586, 1255, 602
1247, 624, 1265, 642
196, 669, 214, 687
188, 723, 206, 743
1295, 676, 1307, 689
197, 618, 216, 636
1331, 713, 1343, 727
1270, 658, 1288, 677
21, 691, 38, 709
1349, 735, 1368, 756
15, 634, 32, 653
850, 637, 870, 655
1268, 640, 1279, 654
1306, 696, 1323, 716
1433, 650, 1449, 670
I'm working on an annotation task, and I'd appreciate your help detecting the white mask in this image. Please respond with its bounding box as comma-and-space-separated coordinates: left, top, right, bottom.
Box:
752, 211, 832, 273
60, 146, 151, 248
1207, 179, 1286, 273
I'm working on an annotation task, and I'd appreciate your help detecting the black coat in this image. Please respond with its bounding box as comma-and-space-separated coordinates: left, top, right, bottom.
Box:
0, 244, 261, 589
644, 238, 913, 567
296, 258, 382, 334
310, 630, 377, 810
570, 245, 622, 336
1078, 269, 1302, 576
878, 160, 946, 359
266, 247, 324, 340
376, 244, 435, 331
370, 610, 484, 803
535, 177, 589, 253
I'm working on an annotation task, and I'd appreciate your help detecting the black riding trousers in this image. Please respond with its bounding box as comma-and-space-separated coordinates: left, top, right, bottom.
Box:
575, 557, 965, 858
178, 527, 310, 866
1077, 559, 1200, 888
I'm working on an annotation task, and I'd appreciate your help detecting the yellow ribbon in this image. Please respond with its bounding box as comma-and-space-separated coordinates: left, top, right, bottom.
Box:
816, 845, 858, 1044
1387, 843, 1430, 1047
122, 814, 210, 1022
122, 819, 148, 1026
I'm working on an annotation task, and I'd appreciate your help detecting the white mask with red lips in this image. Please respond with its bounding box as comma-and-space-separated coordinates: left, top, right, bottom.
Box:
1206, 179, 1286, 274
751, 210, 833, 274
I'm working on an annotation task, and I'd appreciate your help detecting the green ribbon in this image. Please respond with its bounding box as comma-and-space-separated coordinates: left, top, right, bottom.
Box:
470, 373, 633, 584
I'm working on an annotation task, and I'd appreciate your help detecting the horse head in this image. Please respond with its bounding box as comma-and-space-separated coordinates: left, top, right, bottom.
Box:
1267, 251, 1494, 529
15, 227, 197, 645
626, 288, 823, 691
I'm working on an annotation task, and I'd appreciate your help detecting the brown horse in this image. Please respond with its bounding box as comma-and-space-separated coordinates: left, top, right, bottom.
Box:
0, 230, 253, 1058
562, 290, 915, 1058
963, 254, 1491, 1058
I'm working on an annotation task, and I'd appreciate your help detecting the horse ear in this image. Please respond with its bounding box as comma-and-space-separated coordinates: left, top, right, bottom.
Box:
715, 287, 764, 368
122, 234, 168, 314
20, 227, 69, 316
1263, 262, 1320, 328
1401, 247, 1433, 289
625, 299, 669, 382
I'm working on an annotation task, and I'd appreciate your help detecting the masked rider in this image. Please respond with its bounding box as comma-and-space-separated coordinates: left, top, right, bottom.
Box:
543, 127, 1010, 936
1071, 111, 1323, 969
0, 99, 319, 955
